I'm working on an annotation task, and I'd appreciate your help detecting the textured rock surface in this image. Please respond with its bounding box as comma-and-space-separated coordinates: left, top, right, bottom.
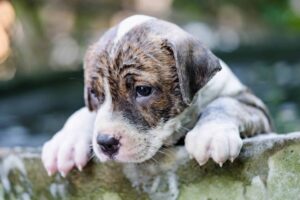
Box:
1, 132, 300, 200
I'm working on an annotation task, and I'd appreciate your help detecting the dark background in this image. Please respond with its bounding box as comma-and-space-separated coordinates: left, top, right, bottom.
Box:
0, 0, 300, 146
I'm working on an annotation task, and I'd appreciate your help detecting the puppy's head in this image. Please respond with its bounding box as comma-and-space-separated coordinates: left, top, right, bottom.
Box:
84, 15, 221, 162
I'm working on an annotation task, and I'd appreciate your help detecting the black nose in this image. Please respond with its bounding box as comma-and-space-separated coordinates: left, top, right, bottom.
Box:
96, 135, 120, 157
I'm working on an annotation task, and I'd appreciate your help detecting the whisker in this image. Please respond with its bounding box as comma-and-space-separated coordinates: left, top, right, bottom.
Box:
88, 152, 96, 161
157, 148, 173, 159
144, 145, 174, 161
160, 147, 174, 154
178, 125, 191, 132
150, 157, 159, 165
162, 152, 174, 160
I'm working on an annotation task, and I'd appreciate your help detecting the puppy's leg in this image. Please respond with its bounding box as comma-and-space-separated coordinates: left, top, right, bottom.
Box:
42, 107, 96, 176
185, 92, 272, 166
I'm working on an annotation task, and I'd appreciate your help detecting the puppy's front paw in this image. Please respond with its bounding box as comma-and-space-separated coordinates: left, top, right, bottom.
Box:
41, 129, 91, 177
185, 122, 242, 166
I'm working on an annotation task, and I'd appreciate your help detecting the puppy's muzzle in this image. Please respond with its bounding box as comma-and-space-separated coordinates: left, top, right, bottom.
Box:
96, 134, 120, 157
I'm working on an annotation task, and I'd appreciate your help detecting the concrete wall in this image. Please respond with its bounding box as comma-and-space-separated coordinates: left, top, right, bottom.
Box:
1, 132, 300, 200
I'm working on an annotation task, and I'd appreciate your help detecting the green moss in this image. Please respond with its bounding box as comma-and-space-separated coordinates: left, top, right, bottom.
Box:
244, 176, 267, 200
267, 144, 300, 200
101, 192, 122, 200
22, 159, 148, 200
178, 176, 244, 200
1, 133, 300, 199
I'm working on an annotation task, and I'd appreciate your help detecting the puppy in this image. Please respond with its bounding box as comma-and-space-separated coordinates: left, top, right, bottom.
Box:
41, 15, 272, 177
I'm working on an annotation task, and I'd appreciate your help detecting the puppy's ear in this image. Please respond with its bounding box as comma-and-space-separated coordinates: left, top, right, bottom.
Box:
164, 37, 222, 104
83, 27, 118, 111
83, 44, 98, 111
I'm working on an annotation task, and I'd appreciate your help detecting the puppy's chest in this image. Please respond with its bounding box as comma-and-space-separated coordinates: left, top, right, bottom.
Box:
163, 95, 205, 146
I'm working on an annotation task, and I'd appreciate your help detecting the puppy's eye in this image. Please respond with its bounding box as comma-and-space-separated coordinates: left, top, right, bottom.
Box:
136, 86, 153, 97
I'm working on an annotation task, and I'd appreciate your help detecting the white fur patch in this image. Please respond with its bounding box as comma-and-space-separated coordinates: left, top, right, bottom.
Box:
95, 78, 113, 122
215, 60, 246, 95
92, 78, 115, 160
185, 121, 243, 166
114, 15, 155, 44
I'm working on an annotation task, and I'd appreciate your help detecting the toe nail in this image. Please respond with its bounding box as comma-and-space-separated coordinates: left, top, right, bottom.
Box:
219, 162, 223, 167
77, 165, 83, 172
199, 161, 206, 166
230, 157, 235, 163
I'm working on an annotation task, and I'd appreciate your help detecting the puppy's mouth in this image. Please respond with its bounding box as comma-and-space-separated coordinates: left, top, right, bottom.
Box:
92, 136, 162, 163
92, 133, 186, 163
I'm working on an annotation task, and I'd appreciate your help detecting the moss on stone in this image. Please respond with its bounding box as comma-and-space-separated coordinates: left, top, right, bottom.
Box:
267, 144, 300, 200
1, 133, 300, 199
178, 176, 245, 200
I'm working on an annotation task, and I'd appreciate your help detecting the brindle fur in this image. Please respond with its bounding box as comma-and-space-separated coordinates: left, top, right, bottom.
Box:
84, 25, 187, 130
84, 18, 272, 141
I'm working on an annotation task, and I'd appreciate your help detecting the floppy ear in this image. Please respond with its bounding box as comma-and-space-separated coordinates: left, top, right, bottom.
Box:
164, 37, 222, 104
83, 26, 118, 111
83, 44, 98, 111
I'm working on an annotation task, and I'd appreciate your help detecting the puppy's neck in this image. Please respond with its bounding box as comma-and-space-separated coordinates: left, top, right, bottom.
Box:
163, 91, 209, 146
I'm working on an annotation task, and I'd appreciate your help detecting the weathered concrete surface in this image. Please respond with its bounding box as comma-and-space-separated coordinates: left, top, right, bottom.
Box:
1, 132, 300, 200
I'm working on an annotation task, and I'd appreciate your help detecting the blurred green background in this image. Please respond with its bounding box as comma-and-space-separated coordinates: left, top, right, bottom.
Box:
0, 0, 300, 146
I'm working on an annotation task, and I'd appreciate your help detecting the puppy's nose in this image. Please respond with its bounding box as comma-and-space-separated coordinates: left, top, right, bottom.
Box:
96, 134, 120, 156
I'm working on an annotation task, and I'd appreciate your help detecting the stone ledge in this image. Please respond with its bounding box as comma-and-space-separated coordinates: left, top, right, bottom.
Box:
1, 132, 300, 200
